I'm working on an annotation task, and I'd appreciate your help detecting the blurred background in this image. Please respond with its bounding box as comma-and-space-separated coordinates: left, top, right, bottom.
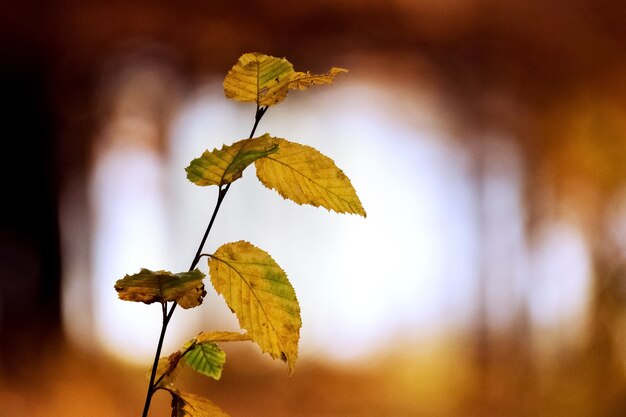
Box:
2, 0, 626, 416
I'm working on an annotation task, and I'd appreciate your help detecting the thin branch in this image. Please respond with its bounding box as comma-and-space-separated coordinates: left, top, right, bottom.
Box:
141, 303, 171, 417
249, 105, 268, 139
187, 104, 267, 271
189, 183, 230, 271
140, 104, 269, 417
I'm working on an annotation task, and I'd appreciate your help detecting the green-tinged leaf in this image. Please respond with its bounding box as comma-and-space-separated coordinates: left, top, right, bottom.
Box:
186, 135, 279, 187
288, 67, 348, 91
223, 53, 294, 106
154, 332, 249, 385
208, 241, 301, 374
195, 331, 251, 343
183, 343, 225, 380
170, 390, 230, 417
255, 138, 366, 217
114, 269, 206, 309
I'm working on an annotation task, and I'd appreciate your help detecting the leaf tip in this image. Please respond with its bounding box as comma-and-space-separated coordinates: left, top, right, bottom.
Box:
331, 66, 349, 74
284, 352, 298, 377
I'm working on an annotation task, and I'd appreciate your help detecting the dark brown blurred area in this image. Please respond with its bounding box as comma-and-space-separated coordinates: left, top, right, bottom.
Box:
2, 0, 626, 416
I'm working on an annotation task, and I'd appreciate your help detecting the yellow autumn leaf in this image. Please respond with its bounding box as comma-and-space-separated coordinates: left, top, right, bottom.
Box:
149, 350, 183, 388
114, 269, 206, 309
195, 331, 251, 343
223, 53, 294, 106
255, 138, 366, 217
208, 241, 301, 374
170, 390, 230, 417
186, 135, 279, 187
223, 53, 347, 106
288, 67, 348, 91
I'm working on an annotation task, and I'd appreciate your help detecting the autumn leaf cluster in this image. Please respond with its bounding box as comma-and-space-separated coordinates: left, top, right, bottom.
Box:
115, 52, 363, 417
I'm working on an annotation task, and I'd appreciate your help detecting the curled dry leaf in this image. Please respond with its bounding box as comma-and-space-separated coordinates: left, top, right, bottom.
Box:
170, 390, 231, 417
114, 269, 206, 309
288, 67, 348, 90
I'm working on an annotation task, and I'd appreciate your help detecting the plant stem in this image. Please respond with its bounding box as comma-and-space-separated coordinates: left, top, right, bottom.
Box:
189, 184, 231, 271
250, 105, 268, 138
143, 183, 227, 412
141, 186, 227, 416
187, 104, 266, 273
140, 105, 268, 417
141, 302, 176, 417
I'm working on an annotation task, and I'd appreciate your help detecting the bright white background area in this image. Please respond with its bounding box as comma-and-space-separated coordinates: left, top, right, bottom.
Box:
165, 80, 479, 360
60, 74, 593, 364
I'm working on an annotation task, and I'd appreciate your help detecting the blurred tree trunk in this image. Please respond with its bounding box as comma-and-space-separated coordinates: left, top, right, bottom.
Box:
583, 256, 626, 416
0, 57, 62, 378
